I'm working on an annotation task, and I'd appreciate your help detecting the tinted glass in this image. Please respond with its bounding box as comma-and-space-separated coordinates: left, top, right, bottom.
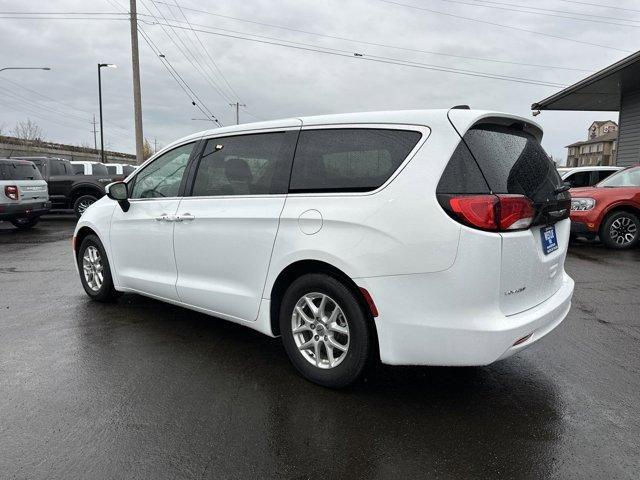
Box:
49, 160, 68, 176
436, 140, 489, 194
566, 171, 591, 187
106, 165, 118, 174
192, 132, 297, 196
598, 167, 640, 187
0, 161, 43, 180
91, 163, 109, 176
290, 129, 422, 192
597, 170, 617, 182
123, 165, 136, 175
461, 125, 562, 203
71, 164, 85, 174
130, 143, 194, 199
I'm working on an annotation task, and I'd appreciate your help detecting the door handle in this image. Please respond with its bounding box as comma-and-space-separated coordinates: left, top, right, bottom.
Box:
155, 213, 170, 222
178, 213, 195, 221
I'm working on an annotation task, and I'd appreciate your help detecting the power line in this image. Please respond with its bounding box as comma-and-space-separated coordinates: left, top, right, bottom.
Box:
556, 0, 640, 14
146, 19, 568, 88
163, 0, 242, 101
377, 0, 631, 53
148, 3, 594, 73
139, 0, 233, 103
433, 0, 640, 27
106, 0, 222, 125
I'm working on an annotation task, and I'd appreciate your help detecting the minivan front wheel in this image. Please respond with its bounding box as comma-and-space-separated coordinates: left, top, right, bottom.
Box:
601, 211, 639, 250
77, 234, 121, 302
280, 273, 373, 388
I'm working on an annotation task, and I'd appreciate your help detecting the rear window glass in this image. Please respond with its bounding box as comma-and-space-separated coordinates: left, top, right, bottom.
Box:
0, 162, 43, 180
461, 125, 561, 203
91, 163, 109, 176
123, 165, 136, 175
289, 129, 422, 193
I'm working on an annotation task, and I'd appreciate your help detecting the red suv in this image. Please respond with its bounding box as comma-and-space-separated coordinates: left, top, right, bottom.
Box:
570, 165, 640, 249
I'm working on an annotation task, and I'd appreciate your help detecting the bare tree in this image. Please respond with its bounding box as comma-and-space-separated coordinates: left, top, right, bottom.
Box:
12, 119, 44, 142
143, 138, 153, 160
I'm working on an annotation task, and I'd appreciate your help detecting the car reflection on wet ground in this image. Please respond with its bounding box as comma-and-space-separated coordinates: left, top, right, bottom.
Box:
1, 216, 639, 479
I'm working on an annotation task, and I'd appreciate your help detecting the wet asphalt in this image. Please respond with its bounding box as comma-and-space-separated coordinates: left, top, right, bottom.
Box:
1, 216, 639, 479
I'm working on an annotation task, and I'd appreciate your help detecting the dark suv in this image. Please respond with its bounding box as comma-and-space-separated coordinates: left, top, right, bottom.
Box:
12, 157, 115, 218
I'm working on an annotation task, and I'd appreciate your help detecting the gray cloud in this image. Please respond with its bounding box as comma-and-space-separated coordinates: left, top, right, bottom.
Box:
0, 0, 635, 162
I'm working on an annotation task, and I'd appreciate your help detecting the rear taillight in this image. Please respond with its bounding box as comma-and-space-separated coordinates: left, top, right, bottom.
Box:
4, 185, 19, 201
440, 194, 534, 232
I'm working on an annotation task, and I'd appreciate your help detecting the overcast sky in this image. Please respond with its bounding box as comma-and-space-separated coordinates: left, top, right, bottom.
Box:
0, 0, 638, 162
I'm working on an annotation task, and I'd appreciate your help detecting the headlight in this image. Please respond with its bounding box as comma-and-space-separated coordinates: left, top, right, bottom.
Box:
571, 198, 596, 211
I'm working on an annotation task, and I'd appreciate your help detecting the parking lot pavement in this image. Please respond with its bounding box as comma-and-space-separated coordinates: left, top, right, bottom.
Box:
1, 217, 639, 479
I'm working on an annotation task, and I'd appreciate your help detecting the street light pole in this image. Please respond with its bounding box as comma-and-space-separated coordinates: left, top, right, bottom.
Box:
97, 63, 117, 163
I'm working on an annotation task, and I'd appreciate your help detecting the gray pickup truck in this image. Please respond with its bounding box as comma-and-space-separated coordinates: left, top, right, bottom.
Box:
0, 158, 50, 229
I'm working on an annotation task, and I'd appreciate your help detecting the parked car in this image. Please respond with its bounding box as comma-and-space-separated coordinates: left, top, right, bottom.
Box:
0, 158, 50, 229
570, 165, 640, 249
73, 109, 574, 387
557, 166, 622, 188
104, 163, 138, 177
12, 157, 115, 218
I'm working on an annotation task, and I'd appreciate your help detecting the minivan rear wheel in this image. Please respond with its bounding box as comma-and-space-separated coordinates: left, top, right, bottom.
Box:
600, 211, 639, 250
279, 273, 372, 388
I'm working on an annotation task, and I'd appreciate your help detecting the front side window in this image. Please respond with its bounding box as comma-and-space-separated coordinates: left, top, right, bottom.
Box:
289, 128, 422, 193
598, 167, 640, 187
191, 131, 297, 196
130, 143, 194, 199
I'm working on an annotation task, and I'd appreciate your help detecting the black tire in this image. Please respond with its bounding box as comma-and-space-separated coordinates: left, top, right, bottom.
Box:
73, 194, 98, 219
279, 273, 373, 388
600, 211, 640, 250
10, 217, 39, 230
77, 234, 121, 302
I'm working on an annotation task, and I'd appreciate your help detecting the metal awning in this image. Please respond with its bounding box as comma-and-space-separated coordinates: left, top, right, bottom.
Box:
532, 50, 640, 111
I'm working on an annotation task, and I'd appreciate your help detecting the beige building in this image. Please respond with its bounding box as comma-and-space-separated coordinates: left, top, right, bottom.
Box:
566, 121, 618, 167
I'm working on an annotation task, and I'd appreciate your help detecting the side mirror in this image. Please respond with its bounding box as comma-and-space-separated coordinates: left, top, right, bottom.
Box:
105, 181, 130, 212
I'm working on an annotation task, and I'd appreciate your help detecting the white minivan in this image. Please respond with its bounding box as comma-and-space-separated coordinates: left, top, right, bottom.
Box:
73, 109, 574, 387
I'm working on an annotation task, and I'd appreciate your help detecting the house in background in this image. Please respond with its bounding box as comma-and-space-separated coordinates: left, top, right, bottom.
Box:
565, 121, 618, 167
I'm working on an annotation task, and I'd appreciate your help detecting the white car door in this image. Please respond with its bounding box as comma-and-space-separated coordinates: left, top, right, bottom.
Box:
173, 127, 300, 321
110, 142, 196, 301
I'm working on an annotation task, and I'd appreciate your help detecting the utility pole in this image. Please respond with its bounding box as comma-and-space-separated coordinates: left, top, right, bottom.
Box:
91, 115, 98, 150
229, 102, 246, 125
130, 0, 144, 164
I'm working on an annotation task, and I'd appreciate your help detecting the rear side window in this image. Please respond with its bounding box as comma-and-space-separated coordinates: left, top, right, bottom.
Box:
446, 125, 561, 203
123, 165, 136, 175
289, 128, 422, 193
565, 171, 591, 188
0, 162, 43, 180
106, 165, 118, 174
71, 164, 85, 175
91, 163, 109, 176
191, 131, 297, 196
597, 170, 616, 182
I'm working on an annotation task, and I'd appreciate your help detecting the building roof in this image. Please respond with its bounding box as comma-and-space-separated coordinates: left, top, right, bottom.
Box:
566, 130, 618, 148
590, 120, 617, 127
532, 50, 640, 111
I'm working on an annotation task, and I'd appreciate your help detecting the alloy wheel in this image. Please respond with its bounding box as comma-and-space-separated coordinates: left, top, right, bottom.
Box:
82, 245, 104, 291
609, 216, 637, 246
77, 199, 94, 215
291, 292, 350, 369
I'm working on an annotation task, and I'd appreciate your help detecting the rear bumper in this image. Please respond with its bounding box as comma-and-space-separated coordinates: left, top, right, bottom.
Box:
0, 201, 51, 220
363, 273, 574, 366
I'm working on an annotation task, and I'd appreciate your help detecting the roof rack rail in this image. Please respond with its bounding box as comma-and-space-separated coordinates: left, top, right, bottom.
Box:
451, 105, 470, 110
